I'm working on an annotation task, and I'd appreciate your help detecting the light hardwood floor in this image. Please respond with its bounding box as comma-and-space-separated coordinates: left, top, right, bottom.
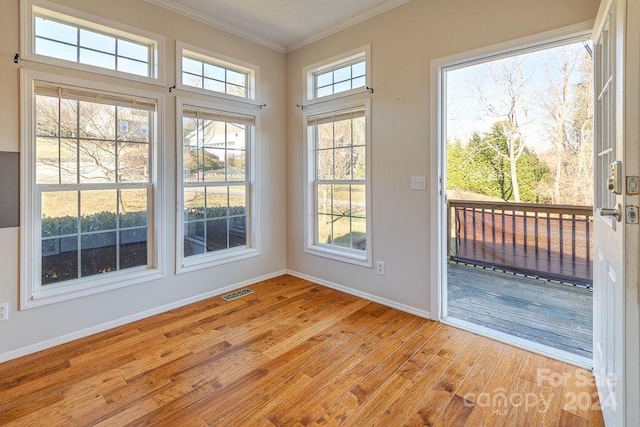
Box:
0, 275, 604, 426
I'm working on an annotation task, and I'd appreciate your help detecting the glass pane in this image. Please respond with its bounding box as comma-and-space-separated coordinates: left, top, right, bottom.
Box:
184, 221, 205, 257
352, 61, 366, 77
352, 117, 365, 145
226, 70, 246, 87
119, 189, 147, 228
183, 57, 202, 75
317, 123, 333, 150
207, 186, 228, 218
117, 108, 149, 143
80, 232, 116, 277
36, 137, 77, 185
334, 119, 352, 147
79, 29, 115, 54
317, 149, 333, 180
120, 228, 147, 269
316, 71, 333, 88
334, 80, 351, 94
183, 72, 203, 89
226, 83, 246, 97
117, 57, 148, 77
184, 187, 205, 221
202, 148, 226, 181
80, 48, 116, 70
60, 99, 78, 137
317, 184, 332, 215
183, 147, 202, 182
333, 148, 352, 180
204, 78, 225, 93
118, 39, 148, 61
332, 185, 351, 217
229, 216, 246, 248
203, 63, 225, 81
118, 143, 149, 182
42, 191, 78, 237
351, 185, 366, 218
203, 120, 226, 147
35, 38, 77, 62
36, 96, 59, 137
35, 17, 77, 45
317, 86, 333, 98
352, 146, 366, 179
42, 236, 78, 285
80, 190, 117, 232
228, 185, 246, 216
332, 216, 351, 248
226, 150, 245, 181
317, 214, 332, 245
79, 101, 116, 139
334, 66, 351, 82
226, 123, 245, 150
206, 218, 228, 252
352, 76, 366, 89
351, 217, 367, 250
79, 140, 116, 183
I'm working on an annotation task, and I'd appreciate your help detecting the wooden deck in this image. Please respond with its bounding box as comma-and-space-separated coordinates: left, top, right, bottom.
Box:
447, 262, 593, 359
0, 275, 603, 426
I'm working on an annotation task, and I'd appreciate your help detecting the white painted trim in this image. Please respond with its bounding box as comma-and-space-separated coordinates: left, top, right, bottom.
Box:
443, 316, 592, 369
21, 0, 166, 86
0, 270, 287, 363
145, 0, 285, 53
287, 270, 431, 319
286, 0, 411, 52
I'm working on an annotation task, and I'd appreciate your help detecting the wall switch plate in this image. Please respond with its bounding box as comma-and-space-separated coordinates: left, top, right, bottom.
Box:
0, 302, 8, 321
626, 206, 638, 224
411, 176, 425, 190
376, 261, 385, 275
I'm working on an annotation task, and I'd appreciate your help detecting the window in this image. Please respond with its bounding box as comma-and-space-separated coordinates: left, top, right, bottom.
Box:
305, 101, 371, 265
177, 100, 257, 271
304, 45, 370, 102
177, 42, 257, 101
21, 0, 163, 83
21, 70, 162, 308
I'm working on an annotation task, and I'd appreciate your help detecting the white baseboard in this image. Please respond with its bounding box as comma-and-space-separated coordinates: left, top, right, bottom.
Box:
287, 270, 431, 319
0, 270, 287, 363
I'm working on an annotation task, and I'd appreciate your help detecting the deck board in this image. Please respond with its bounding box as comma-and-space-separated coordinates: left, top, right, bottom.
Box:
447, 262, 592, 358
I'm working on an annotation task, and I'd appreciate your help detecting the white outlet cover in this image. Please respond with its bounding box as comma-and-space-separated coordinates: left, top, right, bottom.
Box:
411, 176, 426, 191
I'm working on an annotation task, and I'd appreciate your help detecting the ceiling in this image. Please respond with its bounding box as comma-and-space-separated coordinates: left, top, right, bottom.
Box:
145, 0, 412, 52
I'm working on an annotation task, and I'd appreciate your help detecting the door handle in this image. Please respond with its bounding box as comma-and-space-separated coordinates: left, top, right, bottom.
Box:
597, 204, 622, 222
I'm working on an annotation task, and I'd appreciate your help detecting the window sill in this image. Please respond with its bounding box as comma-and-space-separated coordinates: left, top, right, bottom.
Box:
305, 244, 372, 268
177, 247, 259, 274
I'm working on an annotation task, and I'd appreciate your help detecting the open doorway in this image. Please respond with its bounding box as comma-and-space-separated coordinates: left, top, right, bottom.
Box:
435, 30, 594, 366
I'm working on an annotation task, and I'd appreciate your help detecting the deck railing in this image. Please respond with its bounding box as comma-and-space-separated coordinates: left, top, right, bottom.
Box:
448, 199, 593, 286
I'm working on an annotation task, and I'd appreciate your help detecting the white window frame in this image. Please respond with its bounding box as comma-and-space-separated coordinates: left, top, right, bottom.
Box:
176, 97, 259, 274
20, 0, 165, 86
20, 69, 165, 309
303, 96, 372, 267
176, 41, 259, 104
303, 44, 371, 104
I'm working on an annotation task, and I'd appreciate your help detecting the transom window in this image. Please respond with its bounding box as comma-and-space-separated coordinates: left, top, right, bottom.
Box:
314, 60, 366, 98
179, 103, 255, 268
22, 1, 163, 83
178, 44, 257, 100
306, 104, 371, 265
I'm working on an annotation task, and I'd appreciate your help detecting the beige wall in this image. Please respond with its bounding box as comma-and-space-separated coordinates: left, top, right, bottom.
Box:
285, 0, 600, 313
0, 0, 286, 358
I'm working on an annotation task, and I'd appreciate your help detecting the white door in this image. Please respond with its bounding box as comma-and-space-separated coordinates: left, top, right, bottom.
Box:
592, 0, 627, 425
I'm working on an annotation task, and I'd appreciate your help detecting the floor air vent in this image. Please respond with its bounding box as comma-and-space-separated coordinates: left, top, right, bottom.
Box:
221, 288, 255, 302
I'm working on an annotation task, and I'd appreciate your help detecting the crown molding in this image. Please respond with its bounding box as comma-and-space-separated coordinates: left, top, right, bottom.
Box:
285, 0, 412, 52
145, 0, 286, 53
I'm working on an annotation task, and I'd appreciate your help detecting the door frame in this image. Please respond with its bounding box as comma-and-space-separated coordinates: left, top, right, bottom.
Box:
429, 22, 594, 364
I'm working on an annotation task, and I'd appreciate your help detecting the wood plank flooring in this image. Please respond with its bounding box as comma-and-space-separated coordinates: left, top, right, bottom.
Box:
448, 262, 593, 358
0, 275, 604, 426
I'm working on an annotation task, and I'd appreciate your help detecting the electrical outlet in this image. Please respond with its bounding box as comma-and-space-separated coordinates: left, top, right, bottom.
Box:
376, 261, 385, 275
0, 302, 8, 322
